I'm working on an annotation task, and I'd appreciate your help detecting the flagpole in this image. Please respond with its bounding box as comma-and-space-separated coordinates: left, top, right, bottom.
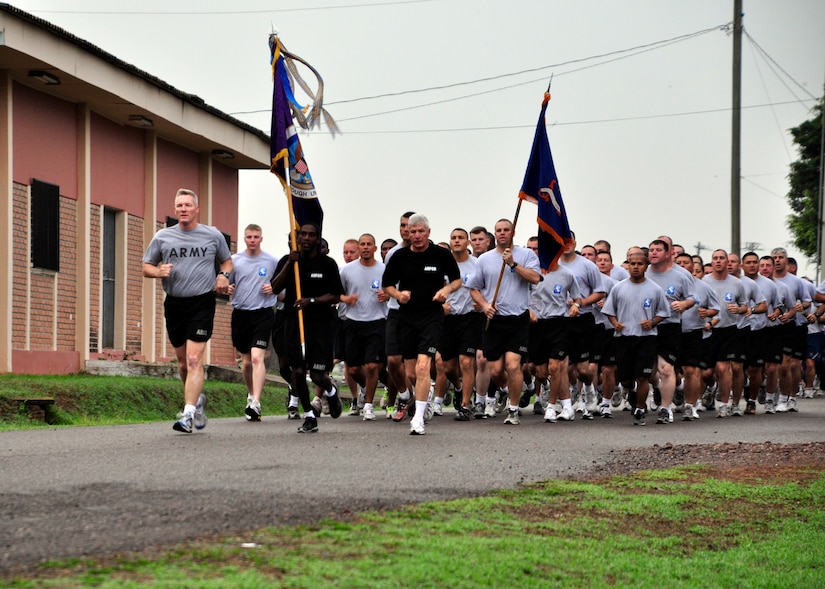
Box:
283, 158, 307, 360
485, 199, 523, 330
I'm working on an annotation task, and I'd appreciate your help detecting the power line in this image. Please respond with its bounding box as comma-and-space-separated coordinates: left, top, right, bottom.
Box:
744, 29, 818, 101
31, 0, 436, 16
288, 99, 816, 135
325, 22, 730, 106
229, 22, 730, 119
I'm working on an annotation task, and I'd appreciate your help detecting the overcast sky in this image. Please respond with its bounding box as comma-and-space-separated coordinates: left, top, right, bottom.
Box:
14, 0, 825, 275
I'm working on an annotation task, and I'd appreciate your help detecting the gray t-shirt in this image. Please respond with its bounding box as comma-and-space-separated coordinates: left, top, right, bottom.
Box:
465, 246, 541, 316
602, 279, 671, 337
143, 223, 232, 298
448, 256, 478, 316
229, 250, 279, 311
702, 274, 747, 329
645, 265, 696, 325
680, 277, 720, 336
339, 259, 388, 322
558, 254, 606, 315
529, 265, 581, 319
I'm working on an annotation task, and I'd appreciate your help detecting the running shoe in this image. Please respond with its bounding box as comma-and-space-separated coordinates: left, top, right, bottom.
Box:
432, 402, 443, 416
348, 400, 360, 416
787, 397, 798, 412
392, 399, 411, 422
410, 422, 426, 435
580, 408, 594, 420
297, 416, 318, 433
473, 402, 488, 419
503, 408, 520, 425
557, 406, 575, 421
765, 400, 776, 414
584, 385, 598, 413
744, 401, 756, 415
633, 408, 646, 426
245, 399, 262, 422
173, 412, 193, 433
362, 406, 376, 421
543, 406, 558, 423
424, 402, 434, 422
611, 387, 623, 408
598, 403, 613, 418
454, 406, 472, 421
519, 388, 533, 409
326, 385, 343, 419
731, 403, 743, 417
656, 407, 670, 425
287, 405, 300, 420
485, 401, 496, 418
194, 393, 207, 430
682, 404, 699, 421
716, 404, 730, 418
494, 390, 507, 414
775, 401, 789, 413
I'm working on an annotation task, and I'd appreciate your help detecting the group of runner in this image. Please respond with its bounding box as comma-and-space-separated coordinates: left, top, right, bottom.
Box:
144, 192, 824, 435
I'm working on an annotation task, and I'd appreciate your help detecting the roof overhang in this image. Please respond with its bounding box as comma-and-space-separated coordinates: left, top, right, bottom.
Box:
0, 4, 271, 171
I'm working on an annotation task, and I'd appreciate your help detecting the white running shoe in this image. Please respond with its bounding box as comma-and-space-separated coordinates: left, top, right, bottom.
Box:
363, 406, 376, 421
775, 401, 789, 413
485, 400, 496, 418
598, 403, 613, 418
433, 402, 443, 416
409, 421, 426, 435
194, 394, 207, 429
543, 406, 557, 423
557, 406, 575, 421
584, 384, 598, 413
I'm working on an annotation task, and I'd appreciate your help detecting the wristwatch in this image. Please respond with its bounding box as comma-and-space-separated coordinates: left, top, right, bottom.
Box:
219, 271, 230, 279
509, 262, 518, 270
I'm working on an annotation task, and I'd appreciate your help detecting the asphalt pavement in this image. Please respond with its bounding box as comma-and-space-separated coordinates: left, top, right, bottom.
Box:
2, 397, 824, 572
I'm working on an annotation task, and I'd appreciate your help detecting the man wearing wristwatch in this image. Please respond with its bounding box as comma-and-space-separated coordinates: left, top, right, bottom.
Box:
466, 218, 542, 425
142, 188, 233, 434
270, 222, 344, 433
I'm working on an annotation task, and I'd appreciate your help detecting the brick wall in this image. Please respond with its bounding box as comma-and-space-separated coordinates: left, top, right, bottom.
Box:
88, 205, 100, 352
11, 184, 28, 348
55, 196, 77, 350
126, 214, 144, 355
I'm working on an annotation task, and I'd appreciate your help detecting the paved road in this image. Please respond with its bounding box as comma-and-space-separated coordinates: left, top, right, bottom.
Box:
2, 398, 824, 571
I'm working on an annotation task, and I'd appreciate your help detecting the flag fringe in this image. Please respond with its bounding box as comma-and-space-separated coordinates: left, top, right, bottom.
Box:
270, 34, 339, 136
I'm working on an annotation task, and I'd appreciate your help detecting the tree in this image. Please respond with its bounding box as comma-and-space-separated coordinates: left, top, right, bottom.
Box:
786, 97, 824, 262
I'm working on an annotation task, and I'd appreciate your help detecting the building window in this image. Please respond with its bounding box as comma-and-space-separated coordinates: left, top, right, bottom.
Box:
31, 179, 60, 271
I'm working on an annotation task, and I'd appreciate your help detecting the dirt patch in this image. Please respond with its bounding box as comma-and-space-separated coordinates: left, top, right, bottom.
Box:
581, 441, 825, 482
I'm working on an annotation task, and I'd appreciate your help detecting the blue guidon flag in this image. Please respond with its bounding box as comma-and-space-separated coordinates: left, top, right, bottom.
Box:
517, 93, 573, 272
269, 37, 323, 232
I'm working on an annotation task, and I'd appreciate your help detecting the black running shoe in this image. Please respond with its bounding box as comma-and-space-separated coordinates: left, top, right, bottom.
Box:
326, 385, 342, 419
453, 406, 472, 421
297, 416, 318, 433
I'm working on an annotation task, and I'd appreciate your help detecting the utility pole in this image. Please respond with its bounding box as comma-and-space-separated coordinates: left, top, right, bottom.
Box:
694, 242, 708, 258
731, 0, 743, 257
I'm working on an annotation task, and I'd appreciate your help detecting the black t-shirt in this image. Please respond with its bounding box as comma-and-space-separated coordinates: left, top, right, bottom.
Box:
275, 253, 343, 321
382, 244, 460, 313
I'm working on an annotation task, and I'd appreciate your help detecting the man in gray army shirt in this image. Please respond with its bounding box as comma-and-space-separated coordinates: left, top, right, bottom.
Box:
143, 188, 233, 433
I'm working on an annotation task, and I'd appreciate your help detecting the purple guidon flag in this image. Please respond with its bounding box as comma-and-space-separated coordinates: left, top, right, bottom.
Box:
517, 93, 573, 272
269, 37, 323, 232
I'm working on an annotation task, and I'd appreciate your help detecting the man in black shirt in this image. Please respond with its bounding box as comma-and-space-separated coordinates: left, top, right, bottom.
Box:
271, 223, 344, 433
382, 214, 462, 435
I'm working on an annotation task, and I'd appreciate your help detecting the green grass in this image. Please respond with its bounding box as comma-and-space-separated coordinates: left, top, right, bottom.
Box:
2, 376, 824, 587
4, 465, 824, 587
0, 374, 289, 430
